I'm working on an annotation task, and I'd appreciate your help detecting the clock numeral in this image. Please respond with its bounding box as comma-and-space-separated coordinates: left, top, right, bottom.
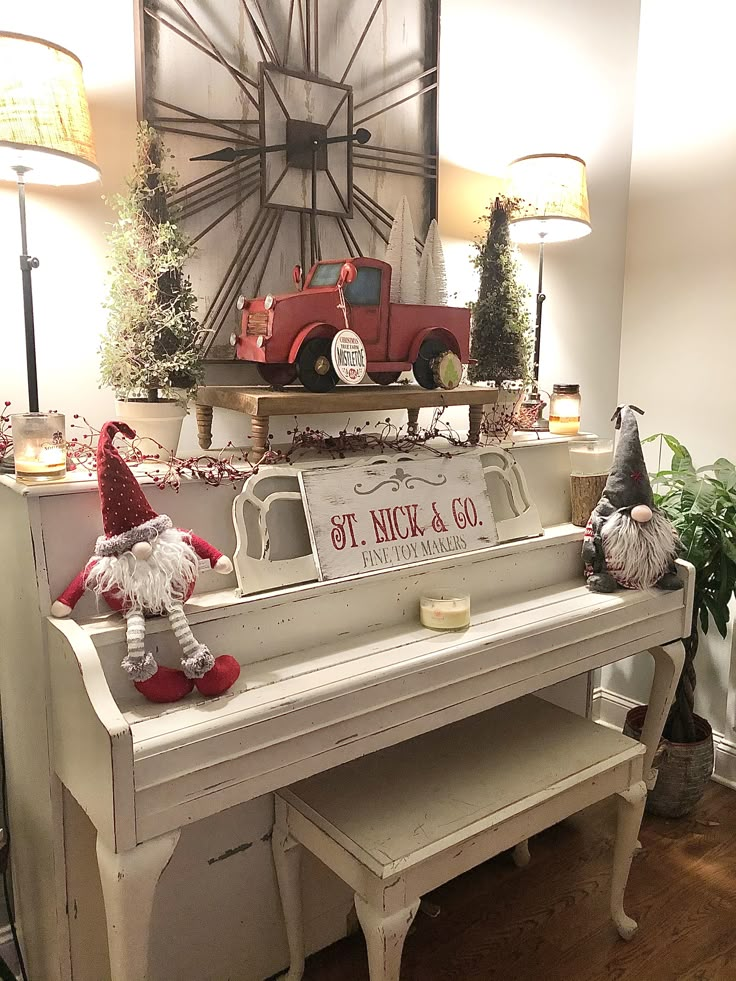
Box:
152, 98, 260, 145
144, 5, 260, 112
354, 66, 437, 112
340, 0, 383, 84
204, 208, 279, 339
356, 78, 438, 127
354, 185, 424, 252
241, 0, 282, 66
353, 197, 389, 247
191, 179, 261, 246
179, 161, 260, 222
336, 216, 363, 258
324, 168, 350, 216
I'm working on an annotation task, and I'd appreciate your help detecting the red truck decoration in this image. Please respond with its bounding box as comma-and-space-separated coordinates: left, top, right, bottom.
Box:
233, 257, 471, 393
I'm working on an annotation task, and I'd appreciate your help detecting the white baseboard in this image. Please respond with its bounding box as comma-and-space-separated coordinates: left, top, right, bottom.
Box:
594, 687, 736, 792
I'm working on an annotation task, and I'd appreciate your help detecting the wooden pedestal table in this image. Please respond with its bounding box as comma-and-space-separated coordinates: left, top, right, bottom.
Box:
273, 696, 649, 981
195, 385, 498, 459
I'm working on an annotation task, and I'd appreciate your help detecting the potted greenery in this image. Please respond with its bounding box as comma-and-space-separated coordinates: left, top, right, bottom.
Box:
100, 122, 202, 458
468, 196, 532, 434
624, 434, 736, 816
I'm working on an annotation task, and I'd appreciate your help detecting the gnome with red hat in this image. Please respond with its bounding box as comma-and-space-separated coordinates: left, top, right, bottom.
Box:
50, 421, 240, 703
583, 405, 683, 593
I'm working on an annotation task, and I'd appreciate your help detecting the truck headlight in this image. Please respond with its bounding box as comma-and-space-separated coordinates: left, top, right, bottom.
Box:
264, 294, 275, 310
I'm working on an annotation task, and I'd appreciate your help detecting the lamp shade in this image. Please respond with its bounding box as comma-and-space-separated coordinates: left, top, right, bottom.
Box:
0, 32, 99, 185
507, 153, 591, 244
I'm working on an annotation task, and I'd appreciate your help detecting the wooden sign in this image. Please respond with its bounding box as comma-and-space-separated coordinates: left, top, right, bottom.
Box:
298, 457, 499, 580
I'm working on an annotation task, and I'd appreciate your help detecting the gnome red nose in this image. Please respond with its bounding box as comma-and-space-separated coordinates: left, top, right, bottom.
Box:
631, 504, 653, 523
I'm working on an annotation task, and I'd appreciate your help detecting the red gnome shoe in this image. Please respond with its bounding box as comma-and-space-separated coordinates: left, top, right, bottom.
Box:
135, 665, 195, 703
195, 656, 241, 697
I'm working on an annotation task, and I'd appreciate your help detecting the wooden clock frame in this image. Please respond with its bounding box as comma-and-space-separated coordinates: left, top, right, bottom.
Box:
133, 0, 441, 364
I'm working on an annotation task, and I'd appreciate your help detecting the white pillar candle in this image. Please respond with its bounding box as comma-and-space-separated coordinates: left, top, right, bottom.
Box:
569, 439, 614, 476
420, 594, 471, 631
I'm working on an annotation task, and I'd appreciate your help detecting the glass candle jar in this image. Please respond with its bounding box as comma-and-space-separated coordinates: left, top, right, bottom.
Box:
420, 593, 471, 631
569, 437, 613, 476
549, 384, 581, 435
12, 412, 67, 483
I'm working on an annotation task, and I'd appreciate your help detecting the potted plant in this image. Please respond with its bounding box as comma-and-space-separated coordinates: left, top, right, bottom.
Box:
468, 196, 532, 434
100, 122, 203, 458
624, 434, 736, 816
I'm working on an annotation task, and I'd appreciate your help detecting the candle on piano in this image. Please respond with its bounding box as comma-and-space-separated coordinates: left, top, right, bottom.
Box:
12, 412, 67, 483
569, 438, 613, 477
549, 384, 581, 436
420, 593, 471, 631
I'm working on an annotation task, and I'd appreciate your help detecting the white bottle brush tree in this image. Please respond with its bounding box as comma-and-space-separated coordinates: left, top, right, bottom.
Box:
384, 195, 419, 303
417, 219, 448, 305
100, 122, 203, 404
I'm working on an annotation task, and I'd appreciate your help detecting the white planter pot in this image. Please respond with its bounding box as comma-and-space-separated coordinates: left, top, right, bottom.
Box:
115, 400, 187, 460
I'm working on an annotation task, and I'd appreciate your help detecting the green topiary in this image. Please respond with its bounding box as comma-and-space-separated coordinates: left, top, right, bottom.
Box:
468, 196, 532, 387
100, 122, 203, 403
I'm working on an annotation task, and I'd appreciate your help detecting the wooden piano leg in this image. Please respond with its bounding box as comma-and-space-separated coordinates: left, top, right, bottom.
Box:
641, 641, 687, 788
610, 780, 647, 940
407, 407, 420, 435
468, 403, 483, 445
96, 830, 180, 981
272, 822, 306, 980
355, 894, 420, 981
512, 839, 531, 868
196, 404, 214, 450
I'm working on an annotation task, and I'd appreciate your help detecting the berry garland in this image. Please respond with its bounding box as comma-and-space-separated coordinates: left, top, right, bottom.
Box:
0, 401, 519, 489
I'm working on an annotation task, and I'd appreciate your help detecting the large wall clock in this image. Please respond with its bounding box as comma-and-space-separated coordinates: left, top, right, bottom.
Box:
135, 0, 440, 365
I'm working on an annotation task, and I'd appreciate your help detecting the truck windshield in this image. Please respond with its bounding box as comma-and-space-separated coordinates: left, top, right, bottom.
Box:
308, 263, 382, 306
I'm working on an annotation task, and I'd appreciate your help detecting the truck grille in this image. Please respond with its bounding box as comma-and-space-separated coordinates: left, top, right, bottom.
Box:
246, 311, 269, 336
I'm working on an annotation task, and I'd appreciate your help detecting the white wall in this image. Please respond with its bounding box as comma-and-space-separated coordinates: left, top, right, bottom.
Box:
601, 0, 736, 741
439, 0, 641, 440
1, 0, 640, 458
0, 3, 137, 428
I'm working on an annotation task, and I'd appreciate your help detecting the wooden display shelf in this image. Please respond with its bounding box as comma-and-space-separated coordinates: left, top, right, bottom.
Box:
196, 384, 499, 459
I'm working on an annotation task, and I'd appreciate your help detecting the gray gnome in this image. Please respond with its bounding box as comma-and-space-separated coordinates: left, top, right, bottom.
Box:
582, 405, 683, 593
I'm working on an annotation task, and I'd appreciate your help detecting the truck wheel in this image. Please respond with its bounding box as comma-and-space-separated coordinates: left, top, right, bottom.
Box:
257, 364, 298, 387
297, 338, 338, 392
368, 372, 401, 386
413, 338, 449, 390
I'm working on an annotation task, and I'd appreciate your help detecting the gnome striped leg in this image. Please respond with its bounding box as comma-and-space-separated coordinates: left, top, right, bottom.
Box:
121, 609, 158, 681
168, 603, 215, 679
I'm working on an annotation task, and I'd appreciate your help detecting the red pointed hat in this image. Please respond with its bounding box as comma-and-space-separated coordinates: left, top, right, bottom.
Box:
94, 421, 172, 557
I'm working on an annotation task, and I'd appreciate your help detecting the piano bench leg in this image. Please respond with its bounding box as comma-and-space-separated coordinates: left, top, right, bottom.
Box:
355, 894, 420, 981
642, 641, 687, 787
611, 781, 647, 940
96, 830, 180, 981
272, 827, 305, 980
512, 839, 531, 868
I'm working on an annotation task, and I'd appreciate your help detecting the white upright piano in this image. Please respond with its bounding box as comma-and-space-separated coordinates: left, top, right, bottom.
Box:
0, 436, 690, 981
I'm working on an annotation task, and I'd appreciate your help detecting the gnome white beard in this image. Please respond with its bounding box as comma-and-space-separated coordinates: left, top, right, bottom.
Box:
601, 509, 679, 588
89, 528, 199, 613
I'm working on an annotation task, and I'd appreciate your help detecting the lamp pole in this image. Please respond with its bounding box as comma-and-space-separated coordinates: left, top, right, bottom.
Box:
532, 228, 547, 393
12, 165, 40, 413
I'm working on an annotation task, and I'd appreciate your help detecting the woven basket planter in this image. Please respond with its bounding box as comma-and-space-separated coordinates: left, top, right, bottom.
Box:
624, 705, 714, 818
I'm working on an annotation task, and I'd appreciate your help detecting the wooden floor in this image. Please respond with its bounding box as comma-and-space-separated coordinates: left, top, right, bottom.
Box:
302, 782, 736, 981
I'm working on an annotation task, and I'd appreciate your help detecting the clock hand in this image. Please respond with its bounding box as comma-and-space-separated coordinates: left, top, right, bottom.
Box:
191, 127, 371, 162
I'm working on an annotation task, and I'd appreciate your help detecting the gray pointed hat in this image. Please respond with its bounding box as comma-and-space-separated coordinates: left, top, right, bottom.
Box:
601, 405, 654, 510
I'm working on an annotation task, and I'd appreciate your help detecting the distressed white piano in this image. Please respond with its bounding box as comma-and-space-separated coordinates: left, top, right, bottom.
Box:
0, 436, 691, 981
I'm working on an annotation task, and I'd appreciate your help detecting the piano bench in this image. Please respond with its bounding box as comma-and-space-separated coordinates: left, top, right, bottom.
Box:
273, 695, 647, 981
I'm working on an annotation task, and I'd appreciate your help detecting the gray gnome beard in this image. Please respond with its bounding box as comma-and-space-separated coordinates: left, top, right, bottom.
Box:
601, 509, 679, 589
88, 527, 198, 613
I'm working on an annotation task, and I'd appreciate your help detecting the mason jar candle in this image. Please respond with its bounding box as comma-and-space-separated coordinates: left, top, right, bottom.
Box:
12, 412, 67, 483
549, 384, 581, 435
420, 593, 471, 631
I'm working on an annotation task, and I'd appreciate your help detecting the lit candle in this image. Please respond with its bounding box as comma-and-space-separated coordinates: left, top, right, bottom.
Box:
569, 439, 613, 476
420, 593, 471, 631
12, 412, 67, 483
549, 384, 581, 435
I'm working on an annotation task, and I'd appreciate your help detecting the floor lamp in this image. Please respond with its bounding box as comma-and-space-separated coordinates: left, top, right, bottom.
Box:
507, 153, 591, 429
0, 32, 100, 412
